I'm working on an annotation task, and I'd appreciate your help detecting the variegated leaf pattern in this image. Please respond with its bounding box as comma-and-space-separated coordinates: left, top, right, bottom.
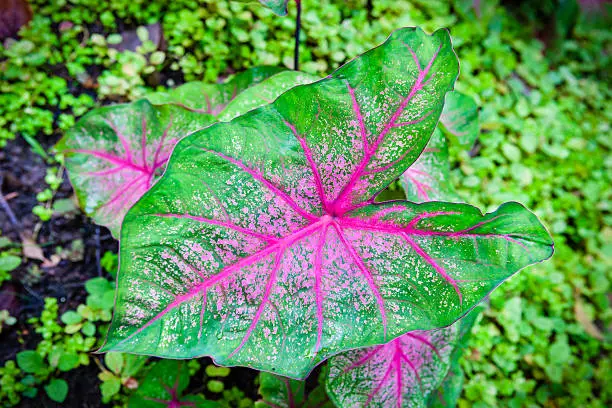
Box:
56, 101, 214, 237
101, 28, 553, 378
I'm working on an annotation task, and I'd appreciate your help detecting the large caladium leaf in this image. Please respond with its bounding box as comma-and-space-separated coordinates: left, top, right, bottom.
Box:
147, 66, 285, 115
218, 71, 319, 122
234, 0, 290, 16
326, 305, 484, 408
55, 101, 214, 237
101, 27, 553, 378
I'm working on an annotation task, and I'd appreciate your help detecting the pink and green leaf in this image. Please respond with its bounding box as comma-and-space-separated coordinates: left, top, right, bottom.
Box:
326, 305, 484, 408
401, 91, 478, 202
55, 100, 215, 238
101, 27, 552, 378
438, 91, 479, 147
147, 66, 285, 115
427, 305, 484, 408
400, 128, 460, 203
234, 0, 290, 16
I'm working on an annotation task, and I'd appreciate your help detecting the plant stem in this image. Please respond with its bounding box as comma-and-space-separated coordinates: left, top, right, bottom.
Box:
294, 0, 302, 71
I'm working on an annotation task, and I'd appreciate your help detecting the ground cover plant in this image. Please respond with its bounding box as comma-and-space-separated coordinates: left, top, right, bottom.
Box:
0, 0, 610, 407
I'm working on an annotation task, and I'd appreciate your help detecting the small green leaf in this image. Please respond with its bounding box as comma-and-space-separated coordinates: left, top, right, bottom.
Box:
105, 352, 124, 374
205, 364, 231, 377
439, 91, 479, 146
101, 376, 122, 400
58, 352, 80, 372
207, 380, 224, 393
258, 372, 305, 408
61, 311, 83, 325
44, 378, 68, 403
16, 351, 45, 373
81, 321, 97, 337
0, 255, 21, 272
234, 0, 290, 16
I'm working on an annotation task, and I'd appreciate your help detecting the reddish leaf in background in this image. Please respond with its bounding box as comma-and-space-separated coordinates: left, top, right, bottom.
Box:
0, 0, 32, 39
102, 28, 553, 378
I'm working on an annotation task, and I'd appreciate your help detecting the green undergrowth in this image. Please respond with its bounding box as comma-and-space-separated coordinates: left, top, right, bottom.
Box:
0, 0, 609, 407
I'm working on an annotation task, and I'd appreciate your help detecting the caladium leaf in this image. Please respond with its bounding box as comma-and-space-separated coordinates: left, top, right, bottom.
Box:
401, 91, 478, 202
218, 71, 319, 122
438, 91, 479, 147
101, 27, 553, 378
400, 128, 460, 203
326, 326, 456, 408
55, 100, 214, 238
147, 66, 285, 115
234, 0, 290, 16
256, 372, 305, 408
326, 305, 484, 408
427, 305, 484, 408
128, 360, 218, 408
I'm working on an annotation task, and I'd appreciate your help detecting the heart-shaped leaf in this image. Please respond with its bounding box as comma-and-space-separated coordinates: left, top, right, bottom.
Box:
147, 66, 285, 115
56, 101, 214, 238
234, 0, 290, 16
326, 305, 484, 408
101, 27, 553, 378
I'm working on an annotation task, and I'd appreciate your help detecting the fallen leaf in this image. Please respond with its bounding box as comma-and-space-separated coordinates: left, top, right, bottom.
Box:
20, 233, 47, 263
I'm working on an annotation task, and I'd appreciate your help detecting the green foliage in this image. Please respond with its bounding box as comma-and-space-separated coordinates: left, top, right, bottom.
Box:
0, 0, 609, 407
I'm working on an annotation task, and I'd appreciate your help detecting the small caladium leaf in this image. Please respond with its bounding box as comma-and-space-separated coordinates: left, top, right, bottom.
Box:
128, 360, 218, 408
55, 100, 213, 238
428, 305, 484, 408
400, 128, 460, 203
256, 372, 305, 408
326, 305, 484, 408
326, 326, 456, 408
234, 0, 290, 16
401, 91, 478, 202
102, 27, 553, 378
147, 66, 285, 115
438, 91, 479, 147
218, 71, 319, 122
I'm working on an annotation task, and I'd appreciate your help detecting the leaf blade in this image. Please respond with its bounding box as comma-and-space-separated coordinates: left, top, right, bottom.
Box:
102, 28, 552, 379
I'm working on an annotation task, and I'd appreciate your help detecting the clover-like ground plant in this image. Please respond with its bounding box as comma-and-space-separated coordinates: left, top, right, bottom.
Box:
58, 27, 553, 407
